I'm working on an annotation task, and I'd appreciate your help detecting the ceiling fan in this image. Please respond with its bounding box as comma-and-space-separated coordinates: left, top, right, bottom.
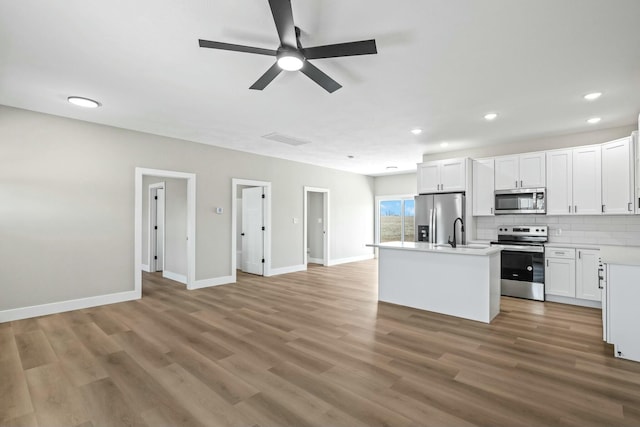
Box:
198, 0, 377, 93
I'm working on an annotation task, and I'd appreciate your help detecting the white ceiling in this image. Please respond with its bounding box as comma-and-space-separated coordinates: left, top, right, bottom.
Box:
1, 0, 639, 176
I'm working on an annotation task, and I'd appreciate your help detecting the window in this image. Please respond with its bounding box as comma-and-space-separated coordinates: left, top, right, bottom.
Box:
375, 196, 415, 243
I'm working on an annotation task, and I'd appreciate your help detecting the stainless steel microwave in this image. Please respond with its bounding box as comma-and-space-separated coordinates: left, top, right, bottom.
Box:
494, 188, 546, 215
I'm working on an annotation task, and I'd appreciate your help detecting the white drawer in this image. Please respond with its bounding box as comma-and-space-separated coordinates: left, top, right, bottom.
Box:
545, 247, 576, 259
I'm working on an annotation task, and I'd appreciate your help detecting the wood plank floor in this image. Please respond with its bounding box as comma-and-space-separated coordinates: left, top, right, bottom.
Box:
2, 259, 640, 426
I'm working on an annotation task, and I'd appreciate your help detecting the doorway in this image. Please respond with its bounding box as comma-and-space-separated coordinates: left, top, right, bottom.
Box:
303, 186, 330, 266
241, 186, 265, 275
135, 168, 196, 296
149, 182, 165, 272
231, 179, 272, 280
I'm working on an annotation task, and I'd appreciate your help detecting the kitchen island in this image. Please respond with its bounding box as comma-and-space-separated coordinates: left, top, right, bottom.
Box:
369, 242, 502, 323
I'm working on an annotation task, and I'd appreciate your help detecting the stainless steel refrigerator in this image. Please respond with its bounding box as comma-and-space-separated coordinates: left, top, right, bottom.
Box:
415, 192, 465, 245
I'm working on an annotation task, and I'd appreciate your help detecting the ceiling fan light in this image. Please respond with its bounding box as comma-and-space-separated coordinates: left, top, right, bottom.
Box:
277, 55, 303, 71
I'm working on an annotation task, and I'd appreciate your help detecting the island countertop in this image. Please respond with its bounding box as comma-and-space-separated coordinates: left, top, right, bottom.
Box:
367, 241, 502, 256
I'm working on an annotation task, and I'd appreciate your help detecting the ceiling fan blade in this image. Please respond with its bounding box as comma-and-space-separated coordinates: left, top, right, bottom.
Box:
300, 61, 341, 93
249, 62, 283, 90
302, 39, 377, 60
199, 39, 277, 56
268, 0, 297, 48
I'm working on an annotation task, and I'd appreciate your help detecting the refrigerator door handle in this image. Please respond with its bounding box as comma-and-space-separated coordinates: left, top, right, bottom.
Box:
433, 208, 437, 244
429, 208, 434, 244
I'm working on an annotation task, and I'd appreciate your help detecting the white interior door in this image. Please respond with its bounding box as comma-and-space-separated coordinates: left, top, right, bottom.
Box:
241, 186, 264, 275
155, 188, 165, 271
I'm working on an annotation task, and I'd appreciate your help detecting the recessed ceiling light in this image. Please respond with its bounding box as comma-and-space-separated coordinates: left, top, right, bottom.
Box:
484, 113, 498, 121
440, 142, 449, 148
587, 117, 601, 124
410, 128, 423, 135
386, 166, 398, 170
67, 96, 100, 108
584, 92, 602, 101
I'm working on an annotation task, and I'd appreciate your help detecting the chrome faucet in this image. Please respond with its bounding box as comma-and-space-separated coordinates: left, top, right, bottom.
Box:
448, 217, 465, 248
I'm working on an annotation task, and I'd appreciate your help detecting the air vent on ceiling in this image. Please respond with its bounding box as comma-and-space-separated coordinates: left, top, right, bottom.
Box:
262, 132, 311, 146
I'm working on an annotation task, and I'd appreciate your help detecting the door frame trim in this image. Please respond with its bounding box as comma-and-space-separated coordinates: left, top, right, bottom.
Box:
148, 182, 165, 272
135, 168, 196, 295
232, 179, 272, 280
303, 186, 330, 266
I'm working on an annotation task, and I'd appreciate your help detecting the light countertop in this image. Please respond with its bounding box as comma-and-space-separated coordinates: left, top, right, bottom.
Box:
367, 241, 502, 256
599, 246, 640, 266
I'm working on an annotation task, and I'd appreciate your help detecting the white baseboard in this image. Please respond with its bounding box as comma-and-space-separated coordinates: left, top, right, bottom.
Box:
162, 270, 187, 285
0, 290, 140, 323
308, 257, 324, 264
266, 264, 307, 276
141, 264, 150, 273
545, 294, 602, 309
190, 275, 235, 290
327, 253, 375, 266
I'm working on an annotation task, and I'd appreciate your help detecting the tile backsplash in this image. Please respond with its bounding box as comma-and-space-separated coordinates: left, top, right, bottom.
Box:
475, 215, 640, 247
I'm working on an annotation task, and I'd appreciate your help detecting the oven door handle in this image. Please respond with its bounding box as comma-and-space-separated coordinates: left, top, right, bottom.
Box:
493, 244, 545, 253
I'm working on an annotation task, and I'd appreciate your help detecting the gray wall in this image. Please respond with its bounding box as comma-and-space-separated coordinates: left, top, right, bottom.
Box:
307, 192, 323, 260
374, 172, 417, 196
0, 106, 374, 311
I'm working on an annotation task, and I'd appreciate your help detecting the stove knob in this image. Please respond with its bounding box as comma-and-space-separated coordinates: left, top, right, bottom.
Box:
536, 228, 539, 232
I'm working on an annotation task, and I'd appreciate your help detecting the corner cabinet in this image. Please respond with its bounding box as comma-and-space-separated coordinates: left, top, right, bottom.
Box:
601, 137, 634, 214
417, 158, 467, 193
494, 152, 545, 190
472, 158, 495, 215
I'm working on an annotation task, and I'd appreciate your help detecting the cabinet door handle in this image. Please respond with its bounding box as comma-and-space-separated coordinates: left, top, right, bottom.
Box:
515, 180, 518, 188
546, 259, 549, 267
490, 207, 494, 214
629, 202, 633, 212
578, 250, 581, 259
574, 205, 578, 213
602, 204, 605, 213
520, 180, 523, 187
568, 205, 571, 213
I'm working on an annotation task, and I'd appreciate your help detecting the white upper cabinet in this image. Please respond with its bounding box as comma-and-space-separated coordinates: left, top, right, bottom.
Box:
417, 162, 439, 193
601, 137, 634, 214
519, 152, 546, 187
494, 156, 519, 190
546, 149, 573, 215
472, 158, 495, 216
494, 153, 545, 190
573, 145, 602, 215
417, 158, 466, 193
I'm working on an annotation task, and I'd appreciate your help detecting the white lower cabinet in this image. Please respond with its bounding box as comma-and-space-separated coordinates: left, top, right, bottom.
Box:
576, 249, 600, 301
545, 248, 576, 297
608, 263, 640, 362
545, 247, 601, 303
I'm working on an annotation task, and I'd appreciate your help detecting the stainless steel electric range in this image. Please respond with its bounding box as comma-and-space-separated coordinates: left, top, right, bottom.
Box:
491, 225, 548, 301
